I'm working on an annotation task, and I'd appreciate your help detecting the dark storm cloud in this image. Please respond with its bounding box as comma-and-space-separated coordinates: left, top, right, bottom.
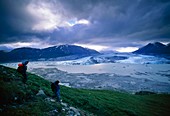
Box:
0, 1, 31, 31
0, 0, 170, 47
49, 0, 170, 46
0, 0, 40, 44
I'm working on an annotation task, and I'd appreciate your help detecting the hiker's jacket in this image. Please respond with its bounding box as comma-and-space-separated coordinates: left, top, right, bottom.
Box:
55, 84, 60, 92
22, 61, 28, 73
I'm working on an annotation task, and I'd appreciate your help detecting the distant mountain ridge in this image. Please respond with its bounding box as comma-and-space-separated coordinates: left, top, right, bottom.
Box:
133, 42, 170, 55
0, 45, 100, 62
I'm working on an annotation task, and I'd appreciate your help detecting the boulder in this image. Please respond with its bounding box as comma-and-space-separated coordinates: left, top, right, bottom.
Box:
36, 89, 46, 96
69, 107, 81, 116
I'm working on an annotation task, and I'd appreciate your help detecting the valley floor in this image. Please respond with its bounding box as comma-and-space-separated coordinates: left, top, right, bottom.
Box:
2, 62, 170, 93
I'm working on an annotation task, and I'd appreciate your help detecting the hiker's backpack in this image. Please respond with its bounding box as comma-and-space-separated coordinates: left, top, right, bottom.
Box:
17, 63, 24, 73
51, 83, 56, 92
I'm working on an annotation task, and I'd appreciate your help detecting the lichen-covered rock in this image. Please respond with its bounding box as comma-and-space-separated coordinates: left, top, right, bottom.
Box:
36, 89, 46, 96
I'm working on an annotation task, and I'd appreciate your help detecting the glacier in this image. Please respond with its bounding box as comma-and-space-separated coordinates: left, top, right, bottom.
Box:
1, 53, 170, 93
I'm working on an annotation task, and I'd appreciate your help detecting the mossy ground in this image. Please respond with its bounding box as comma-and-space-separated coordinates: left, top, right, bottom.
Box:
0, 65, 170, 116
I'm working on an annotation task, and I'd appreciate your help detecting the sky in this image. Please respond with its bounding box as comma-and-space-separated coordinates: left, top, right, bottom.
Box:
0, 0, 170, 52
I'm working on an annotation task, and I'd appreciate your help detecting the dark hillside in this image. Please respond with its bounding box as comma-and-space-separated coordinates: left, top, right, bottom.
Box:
0, 45, 100, 62
133, 42, 170, 55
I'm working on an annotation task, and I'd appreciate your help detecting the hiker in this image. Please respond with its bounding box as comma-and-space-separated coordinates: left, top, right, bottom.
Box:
17, 60, 29, 83
51, 80, 60, 102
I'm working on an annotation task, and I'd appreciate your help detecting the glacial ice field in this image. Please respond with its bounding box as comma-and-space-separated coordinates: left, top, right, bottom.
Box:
1, 53, 170, 93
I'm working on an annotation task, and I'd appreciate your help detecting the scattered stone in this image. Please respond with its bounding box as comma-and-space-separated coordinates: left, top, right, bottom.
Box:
69, 107, 81, 116
45, 97, 56, 102
45, 97, 51, 102
68, 110, 74, 116
62, 108, 66, 111
48, 109, 58, 115
36, 89, 46, 96
50, 99, 56, 102
52, 109, 58, 113
14, 97, 18, 101
61, 102, 68, 107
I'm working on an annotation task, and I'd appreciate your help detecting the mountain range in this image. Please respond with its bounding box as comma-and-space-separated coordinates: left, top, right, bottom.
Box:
133, 42, 170, 55
0, 45, 100, 62
1, 42, 170, 63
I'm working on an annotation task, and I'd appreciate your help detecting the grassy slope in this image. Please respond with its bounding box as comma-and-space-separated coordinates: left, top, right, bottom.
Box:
0, 65, 64, 115
61, 88, 170, 116
0, 65, 170, 116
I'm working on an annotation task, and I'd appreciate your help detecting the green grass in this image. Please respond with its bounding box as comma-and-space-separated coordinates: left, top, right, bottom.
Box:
0, 65, 170, 116
60, 86, 170, 116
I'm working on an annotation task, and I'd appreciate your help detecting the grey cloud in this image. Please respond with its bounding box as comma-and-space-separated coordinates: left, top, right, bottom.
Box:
0, 0, 35, 32
0, 0, 170, 48
0, 0, 40, 44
